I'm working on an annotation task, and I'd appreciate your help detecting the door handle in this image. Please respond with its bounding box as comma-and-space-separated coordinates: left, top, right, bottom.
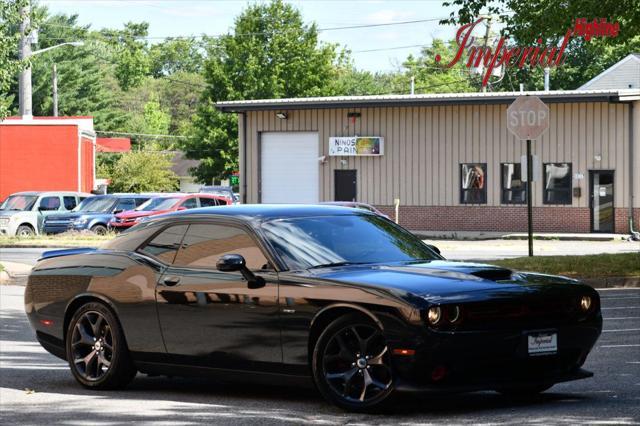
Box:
163, 276, 181, 286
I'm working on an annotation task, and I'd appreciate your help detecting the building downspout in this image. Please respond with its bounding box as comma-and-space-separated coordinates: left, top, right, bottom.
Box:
241, 111, 248, 204
628, 102, 639, 240
77, 128, 82, 192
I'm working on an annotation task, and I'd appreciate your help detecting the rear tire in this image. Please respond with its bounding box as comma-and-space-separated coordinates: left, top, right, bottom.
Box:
312, 313, 395, 412
66, 302, 137, 390
90, 224, 108, 235
16, 224, 35, 237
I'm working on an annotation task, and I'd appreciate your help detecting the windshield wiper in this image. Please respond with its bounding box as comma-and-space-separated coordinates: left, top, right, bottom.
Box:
308, 261, 371, 270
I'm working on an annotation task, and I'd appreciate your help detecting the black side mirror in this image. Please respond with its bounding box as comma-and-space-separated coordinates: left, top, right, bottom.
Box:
113, 209, 124, 214
426, 244, 441, 256
217, 254, 265, 289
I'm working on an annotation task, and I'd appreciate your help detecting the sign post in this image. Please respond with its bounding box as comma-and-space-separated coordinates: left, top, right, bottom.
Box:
507, 96, 550, 256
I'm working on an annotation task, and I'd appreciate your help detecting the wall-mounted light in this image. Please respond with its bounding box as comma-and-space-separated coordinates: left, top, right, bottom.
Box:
276, 112, 288, 120
594, 154, 602, 162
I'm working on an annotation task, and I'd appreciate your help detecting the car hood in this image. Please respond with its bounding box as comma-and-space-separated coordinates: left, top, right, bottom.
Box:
0, 210, 30, 217
115, 210, 158, 219
303, 260, 584, 302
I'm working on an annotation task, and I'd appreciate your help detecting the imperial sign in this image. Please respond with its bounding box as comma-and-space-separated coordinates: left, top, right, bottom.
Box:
507, 96, 550, 140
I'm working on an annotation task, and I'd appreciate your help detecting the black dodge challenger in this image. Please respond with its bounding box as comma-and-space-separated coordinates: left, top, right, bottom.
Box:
25, 205, 602, 411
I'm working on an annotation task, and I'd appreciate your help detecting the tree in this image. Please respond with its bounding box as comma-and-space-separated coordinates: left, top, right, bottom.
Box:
102, 150, 178, 193
101, 22, 150, 91
0, 0, 27, 118
183, 0, 340, 182
442, 0, 639, 44
149, 37, 204, 77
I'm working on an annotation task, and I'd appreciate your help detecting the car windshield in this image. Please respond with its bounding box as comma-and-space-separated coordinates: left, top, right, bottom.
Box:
261, 214, 438, 271
75, 197, 116, 213
135, 197, 180, 211
0, 195, 38, 211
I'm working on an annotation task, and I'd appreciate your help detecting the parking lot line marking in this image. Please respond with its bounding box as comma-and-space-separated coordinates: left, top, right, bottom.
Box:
601, 307, 640, 310
604, 317, 640, 320
600, 296, 640, 300
602, 328, 640, 333
625, 361, 640, 364
597, 288, 640, 292
599, 344, 640, 348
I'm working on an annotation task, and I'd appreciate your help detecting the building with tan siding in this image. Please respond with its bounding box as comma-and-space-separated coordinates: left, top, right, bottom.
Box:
217, 89, 640, 234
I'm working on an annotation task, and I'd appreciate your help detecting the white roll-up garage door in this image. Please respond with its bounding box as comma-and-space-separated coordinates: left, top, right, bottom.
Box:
261, 132, 319, 203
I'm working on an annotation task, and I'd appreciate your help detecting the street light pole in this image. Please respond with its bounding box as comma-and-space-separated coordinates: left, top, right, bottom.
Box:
18, 2, 32, 118
52, 64, 58, 117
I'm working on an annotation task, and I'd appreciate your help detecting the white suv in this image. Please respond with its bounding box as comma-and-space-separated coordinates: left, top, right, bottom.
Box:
0, 191, 93, 237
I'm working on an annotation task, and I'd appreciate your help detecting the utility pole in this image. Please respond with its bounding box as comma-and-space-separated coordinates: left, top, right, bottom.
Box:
481, 17, 492, 93
18, 1, 32, 118
52, 64, 58, 116
410, 76, 415, 95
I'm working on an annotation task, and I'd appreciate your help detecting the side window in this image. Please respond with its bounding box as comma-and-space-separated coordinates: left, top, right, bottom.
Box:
180, 198, 198, 209
115, 199, 136, 212
138, 225, 188, 264
39, 196, 61, 211
544, 163, 572, 205
460, 163, 487, 204
63, 196, 77, 210
174, 224, 270, 271
134, 198, 149, 207
199, 197, 219, 207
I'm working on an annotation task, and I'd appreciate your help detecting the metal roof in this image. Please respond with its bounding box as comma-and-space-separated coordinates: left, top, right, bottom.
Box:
216, 89, 640, 112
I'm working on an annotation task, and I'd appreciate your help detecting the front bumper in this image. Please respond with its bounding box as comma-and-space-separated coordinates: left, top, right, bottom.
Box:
0, 222, 18, 236
389, 317, 602, 393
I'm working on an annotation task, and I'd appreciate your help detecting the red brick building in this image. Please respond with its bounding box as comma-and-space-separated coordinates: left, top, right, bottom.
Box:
218, 89, 640, 234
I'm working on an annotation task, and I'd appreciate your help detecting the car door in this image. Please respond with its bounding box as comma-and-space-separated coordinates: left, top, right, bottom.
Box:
155, 220, 282, 372
35, 196, 63, 231
113, 198, 137, 215
178, 197, 198, 210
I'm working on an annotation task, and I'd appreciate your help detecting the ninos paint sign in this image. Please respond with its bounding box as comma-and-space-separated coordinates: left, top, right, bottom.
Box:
329, 137, 384, 156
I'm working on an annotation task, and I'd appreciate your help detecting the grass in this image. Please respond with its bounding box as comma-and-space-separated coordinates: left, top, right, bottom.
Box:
492, 252, 640, 279
0, 230, 116, 248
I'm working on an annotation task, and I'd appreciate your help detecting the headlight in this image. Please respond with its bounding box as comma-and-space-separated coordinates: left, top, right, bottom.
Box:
427, 306, 442, 325
580, 295, 592, 312
73, 218, 88, 225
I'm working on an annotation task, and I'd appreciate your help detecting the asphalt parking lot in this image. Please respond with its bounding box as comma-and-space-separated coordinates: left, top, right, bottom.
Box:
1, 284, 638, 425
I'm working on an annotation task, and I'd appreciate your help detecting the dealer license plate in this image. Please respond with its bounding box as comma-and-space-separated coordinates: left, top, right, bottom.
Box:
528, 332, 557, 355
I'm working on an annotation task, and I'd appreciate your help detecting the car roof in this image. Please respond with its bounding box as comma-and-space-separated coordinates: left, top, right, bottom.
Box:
150, 204, 372, 223
10, 191, 92, 196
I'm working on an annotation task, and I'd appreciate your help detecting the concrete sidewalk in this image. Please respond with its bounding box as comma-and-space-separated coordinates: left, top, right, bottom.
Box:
414, 230, 632, 241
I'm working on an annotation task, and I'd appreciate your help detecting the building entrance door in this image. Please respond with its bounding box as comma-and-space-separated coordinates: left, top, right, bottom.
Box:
590, 170, 614, 233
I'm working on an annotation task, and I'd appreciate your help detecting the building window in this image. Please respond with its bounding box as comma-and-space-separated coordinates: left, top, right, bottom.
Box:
544, 163, 572, 205
501, 163, 526, 204
460, 163, 487, 204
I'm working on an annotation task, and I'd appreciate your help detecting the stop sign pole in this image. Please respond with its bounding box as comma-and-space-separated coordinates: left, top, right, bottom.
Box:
507, 96, 550, 257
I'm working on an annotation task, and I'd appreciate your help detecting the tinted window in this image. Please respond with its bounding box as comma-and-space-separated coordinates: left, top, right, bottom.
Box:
134, 198, 149, 207
198, 197, 219, 207
174, 224, 269, 271
115, 199, 136, 212
180, 198, 198, 209
1, 195, 38, 211
39, 196, 61, 211
460, 163, 487, 204
501, 163, 526, 204
544, 163, 572, 205
261, 215, 438, 271
139, 225, 188, 264
63, 196, 77, 210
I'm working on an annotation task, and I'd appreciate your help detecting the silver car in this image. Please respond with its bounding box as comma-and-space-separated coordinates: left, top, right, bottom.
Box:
0, 191, 93, 237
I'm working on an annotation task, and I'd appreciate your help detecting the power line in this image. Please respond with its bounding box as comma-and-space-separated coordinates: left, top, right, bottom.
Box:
96, 130, 188, 139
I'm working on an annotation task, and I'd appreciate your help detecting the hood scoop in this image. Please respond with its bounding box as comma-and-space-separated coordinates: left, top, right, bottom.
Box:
469, 268, 513, 281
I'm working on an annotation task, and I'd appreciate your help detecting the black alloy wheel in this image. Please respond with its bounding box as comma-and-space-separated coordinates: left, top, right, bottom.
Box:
91, 224, 108, 236
313, 314, 395, 412
66, 302, 136, 389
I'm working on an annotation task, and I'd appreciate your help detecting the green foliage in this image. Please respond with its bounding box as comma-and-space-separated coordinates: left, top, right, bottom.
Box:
442, 0, 639, 44
184, 0, 340, 182
101, 150, 178, 193
0, 0, 27, 118
101, 22, 150, 91
149, 37, 204, 77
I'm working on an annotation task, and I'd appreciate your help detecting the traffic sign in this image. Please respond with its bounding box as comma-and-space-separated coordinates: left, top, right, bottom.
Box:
507, 96, 549, 140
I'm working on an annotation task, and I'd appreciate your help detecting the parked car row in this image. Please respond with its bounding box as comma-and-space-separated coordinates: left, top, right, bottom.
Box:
0, 191, 231, 237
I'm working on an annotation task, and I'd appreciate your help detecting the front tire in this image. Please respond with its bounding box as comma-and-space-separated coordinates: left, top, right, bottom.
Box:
312, 313, 395, 412
90, 224, 108, 235
16, 224, 35, 237
66, 302, 137, 389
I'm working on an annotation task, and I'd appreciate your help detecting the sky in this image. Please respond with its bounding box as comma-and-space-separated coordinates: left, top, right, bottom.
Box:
40, 0, 461, 72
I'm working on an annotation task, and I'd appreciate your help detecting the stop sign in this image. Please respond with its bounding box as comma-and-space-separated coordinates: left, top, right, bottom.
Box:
507, 96, 549, 140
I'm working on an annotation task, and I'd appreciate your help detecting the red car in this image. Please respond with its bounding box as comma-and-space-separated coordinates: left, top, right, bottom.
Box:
109, 194, 228, 230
